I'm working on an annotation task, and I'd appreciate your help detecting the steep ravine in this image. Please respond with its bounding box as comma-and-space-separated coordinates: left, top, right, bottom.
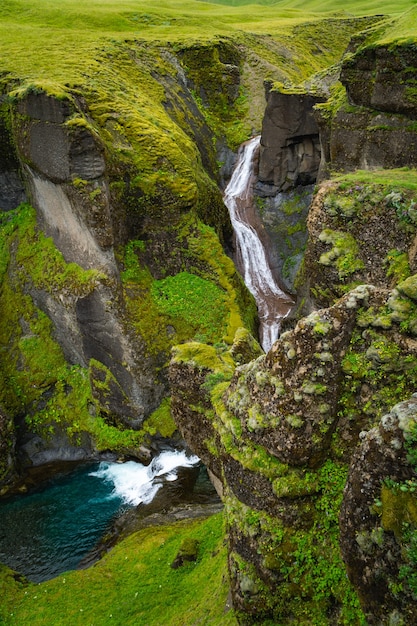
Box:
1, 8, 417, 626
0, 16, 368, 487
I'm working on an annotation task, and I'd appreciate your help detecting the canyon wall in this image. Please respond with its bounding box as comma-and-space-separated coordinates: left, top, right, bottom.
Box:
1, 10, 417, 625
170, 29, 417, 626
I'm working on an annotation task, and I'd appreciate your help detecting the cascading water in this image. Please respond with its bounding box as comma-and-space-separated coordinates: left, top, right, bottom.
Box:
0, 450, 200, 582
224, 136, 293, 351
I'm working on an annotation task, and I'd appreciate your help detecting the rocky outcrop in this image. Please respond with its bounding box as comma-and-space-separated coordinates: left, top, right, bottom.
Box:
318, 41, 417, 176
0, 405, 16, 490
0, 45, 255, 478
9, 92, 162, 438
0, 100, 26, 211
258, 89, 325, 193
341, 43, 417, 118
301, 178, 417, 313
170, 275, 417, 623
340, 395, 417, 625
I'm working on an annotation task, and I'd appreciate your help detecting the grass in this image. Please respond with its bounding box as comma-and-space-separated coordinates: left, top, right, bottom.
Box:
332, 168, 417, 190
0, 512, 236, 626
0, 0, 415, 89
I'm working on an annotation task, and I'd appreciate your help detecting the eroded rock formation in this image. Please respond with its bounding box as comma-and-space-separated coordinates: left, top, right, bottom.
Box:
169, 33, 417, 625
170, 277, 417, 623
318, 38, 417, 176
258, 89, 325, 193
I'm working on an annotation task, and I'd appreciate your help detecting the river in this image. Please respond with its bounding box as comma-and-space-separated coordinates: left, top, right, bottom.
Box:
0, 450, 200, 582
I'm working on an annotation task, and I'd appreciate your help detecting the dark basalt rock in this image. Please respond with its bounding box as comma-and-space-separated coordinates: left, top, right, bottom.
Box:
341, 45, 417, 119
258, 89, 325, 192
169, 277, 417, 623
0, 404, 16, 490
0, 103, 26, 211
16, 93, 105, 184
318, 41, 417, 177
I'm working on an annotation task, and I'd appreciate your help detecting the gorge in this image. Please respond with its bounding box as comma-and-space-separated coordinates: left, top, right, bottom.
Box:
1, 1, 417, 624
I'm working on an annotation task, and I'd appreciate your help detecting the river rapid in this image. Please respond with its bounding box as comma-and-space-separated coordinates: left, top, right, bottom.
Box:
0, 450, 200, 582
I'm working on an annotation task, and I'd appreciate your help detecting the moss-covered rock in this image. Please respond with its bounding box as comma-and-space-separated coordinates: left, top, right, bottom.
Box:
340, 395, 417, 625
170, 275, 417, 623
302, 177, 417, 312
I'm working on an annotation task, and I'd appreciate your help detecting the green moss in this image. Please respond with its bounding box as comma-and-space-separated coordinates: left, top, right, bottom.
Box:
152, 271, 229, 342
398, 274, 417, 302
319, 229, 365, 278
120, 219, 255, 357
381, 484, 417, 539
273, 468, 319, 498
227, 460, 365, 625
385, 249, 411, 284
171, 341, 235, 375
142, 398, 177, 438
0, 207, 98, 423
315, 81, 348, 121
338, 324, 417, 438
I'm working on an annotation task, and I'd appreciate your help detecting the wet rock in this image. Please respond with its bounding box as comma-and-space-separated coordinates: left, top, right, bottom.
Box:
16, 92, 105, 183
0, 404, 16, 490
258, 90, 325, 191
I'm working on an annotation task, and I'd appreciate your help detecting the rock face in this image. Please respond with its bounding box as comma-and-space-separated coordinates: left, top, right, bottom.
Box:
170, 35, 417, 624
0, 100, 26, 211
258, 89, 325, 193
0, 42, 256, 477
251, 89, 325, 296
11, 92, 160, 437
0, 405, 16, 489
340, 395, 417, 625
318, 41, 417, 176
170, 280, 417, 623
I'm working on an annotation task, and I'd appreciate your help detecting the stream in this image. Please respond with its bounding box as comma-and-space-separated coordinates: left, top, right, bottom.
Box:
224, 136, 293, 351
0, 450, 199, 582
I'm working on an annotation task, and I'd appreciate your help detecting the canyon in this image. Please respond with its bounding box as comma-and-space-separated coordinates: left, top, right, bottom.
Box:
1, 3, 417, 624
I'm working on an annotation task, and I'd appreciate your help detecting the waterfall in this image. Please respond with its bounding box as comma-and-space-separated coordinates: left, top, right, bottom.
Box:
224, 136, 293, 352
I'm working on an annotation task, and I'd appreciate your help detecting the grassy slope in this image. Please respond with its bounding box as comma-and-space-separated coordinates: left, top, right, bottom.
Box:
0, 513, 237, 626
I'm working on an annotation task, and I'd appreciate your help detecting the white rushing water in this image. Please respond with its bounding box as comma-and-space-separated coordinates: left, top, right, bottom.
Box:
223, 136, 293, 352
90, 450, 200, 506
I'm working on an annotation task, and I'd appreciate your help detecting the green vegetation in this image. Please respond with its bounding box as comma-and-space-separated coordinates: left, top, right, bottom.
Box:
151, 272, 228, 342
336, 323, 417, 458
0, 204, 189, 452
226, 461, 365, 625
319, 229, 364, 278
308, 174, 417, 307
120, 219, 256, 355
0, 512, 236, 626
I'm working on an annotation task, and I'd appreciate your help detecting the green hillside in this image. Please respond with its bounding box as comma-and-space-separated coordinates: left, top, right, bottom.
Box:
0, 0, 416, 88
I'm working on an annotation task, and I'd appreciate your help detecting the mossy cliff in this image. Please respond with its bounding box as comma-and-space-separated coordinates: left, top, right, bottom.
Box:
169, 13, 417, 625
316, 10, 417, 177
170, 281, 417, 623
0, 10, 367, 486
1, 2, 417, 624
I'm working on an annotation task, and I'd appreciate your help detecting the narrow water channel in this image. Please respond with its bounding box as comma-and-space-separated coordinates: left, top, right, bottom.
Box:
224, 136, 294, 351
0, 450, 199, 582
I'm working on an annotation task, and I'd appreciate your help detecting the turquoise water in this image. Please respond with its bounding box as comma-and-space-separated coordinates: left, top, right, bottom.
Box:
0, 451, 199, 583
